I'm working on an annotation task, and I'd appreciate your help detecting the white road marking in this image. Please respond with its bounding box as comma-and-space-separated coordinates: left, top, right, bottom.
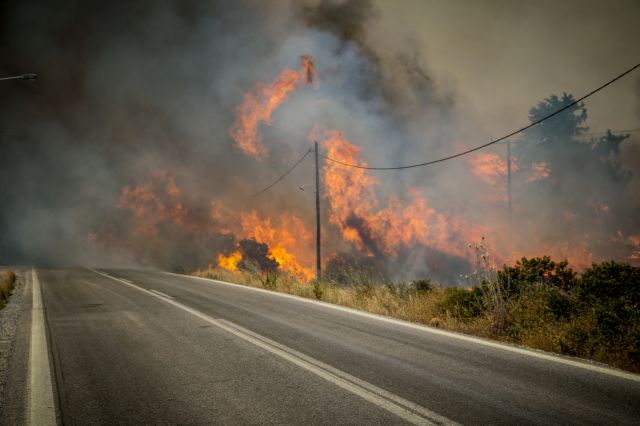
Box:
149, 289, 173, 299
172, 271, 640, 383
119, 278, 132, 284
29, 269, 57, 425
91, 269, 456, 426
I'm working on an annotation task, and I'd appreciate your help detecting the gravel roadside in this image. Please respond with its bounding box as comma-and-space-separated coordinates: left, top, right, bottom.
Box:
0, 267, 27, 405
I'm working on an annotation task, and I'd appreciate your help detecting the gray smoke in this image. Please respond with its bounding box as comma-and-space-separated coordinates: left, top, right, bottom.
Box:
0, 0, 638, 283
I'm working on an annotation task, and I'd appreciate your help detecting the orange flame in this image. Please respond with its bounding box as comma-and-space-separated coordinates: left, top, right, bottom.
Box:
467, 152, 520, 185
317, 128, 489, 259
104, 54, 637, 279
527, 162, 550, 182
218, 250, 242, 271
301, 54, 315, 85
117, 170, 193, 237
228, 55, 315, 159
239, 210, 314, 280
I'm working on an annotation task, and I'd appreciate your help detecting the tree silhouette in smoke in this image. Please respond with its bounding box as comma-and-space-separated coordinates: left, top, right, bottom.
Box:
513, 93, 638, 265
590, 130, 631, 185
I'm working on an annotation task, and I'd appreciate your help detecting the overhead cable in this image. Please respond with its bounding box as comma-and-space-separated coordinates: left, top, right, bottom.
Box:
249, 148, 312, 198
320, 62, 640, 170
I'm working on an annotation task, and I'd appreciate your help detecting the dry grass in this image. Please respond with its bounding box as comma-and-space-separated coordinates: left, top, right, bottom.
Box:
193, 266, 462, 330
193, 266, 315, 299
191, 262, 640, 373
0, 269, 17, 310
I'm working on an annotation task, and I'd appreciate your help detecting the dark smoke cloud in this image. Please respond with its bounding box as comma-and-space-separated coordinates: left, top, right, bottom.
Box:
302, 0, 377, 47
0, 0, 271, 265
0, 0, 637, 283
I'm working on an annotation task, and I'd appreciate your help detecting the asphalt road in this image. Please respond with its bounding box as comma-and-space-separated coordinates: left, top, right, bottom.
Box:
16, 268, 640, 425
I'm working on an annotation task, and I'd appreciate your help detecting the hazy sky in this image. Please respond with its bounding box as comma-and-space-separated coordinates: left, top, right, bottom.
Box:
0, 0, 638, 273
373, 0, 640, 136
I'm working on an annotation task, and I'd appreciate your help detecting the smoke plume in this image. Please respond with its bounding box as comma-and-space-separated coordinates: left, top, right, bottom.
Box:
1, 0, 638, 284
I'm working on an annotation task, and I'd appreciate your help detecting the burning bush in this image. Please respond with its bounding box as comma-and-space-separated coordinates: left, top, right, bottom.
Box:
238, 238, 278, 274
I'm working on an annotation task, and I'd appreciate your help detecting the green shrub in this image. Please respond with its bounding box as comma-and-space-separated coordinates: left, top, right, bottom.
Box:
411, 279, 433, 295
574, 261, 639, 339
506, 285, 574, 340
437, 287, 484, 320
556, 262, 640, 371
497, 256, 577, 297
575, 261, 640, 306
546, 287, 574, 320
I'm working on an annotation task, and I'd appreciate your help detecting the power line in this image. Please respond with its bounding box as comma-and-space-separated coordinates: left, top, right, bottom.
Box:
321, 62, 640, 171
249, 148, 312, 198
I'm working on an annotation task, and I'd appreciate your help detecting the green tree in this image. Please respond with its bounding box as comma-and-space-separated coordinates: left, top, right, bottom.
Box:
529, 93, 588, 143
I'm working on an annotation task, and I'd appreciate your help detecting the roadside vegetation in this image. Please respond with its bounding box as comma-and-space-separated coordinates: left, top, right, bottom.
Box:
0, 269, 17, 310
193, 246, 640, 373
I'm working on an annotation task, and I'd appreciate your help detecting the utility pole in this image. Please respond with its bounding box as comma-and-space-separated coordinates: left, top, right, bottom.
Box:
507, 141, 512, 224
314, 141, 322, 281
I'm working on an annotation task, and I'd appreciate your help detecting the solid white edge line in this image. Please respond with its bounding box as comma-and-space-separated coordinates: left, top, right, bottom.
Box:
29, 269, 57, 425
166, 271, 640, 383
215, 318, 456, 425
90, 269, 456, 426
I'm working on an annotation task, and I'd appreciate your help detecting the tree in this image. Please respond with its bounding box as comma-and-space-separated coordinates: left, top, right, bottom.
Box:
530, 93, 588, 141
511, 93, 636, 264
516, 93, 588, 168
590, 130, 631, 185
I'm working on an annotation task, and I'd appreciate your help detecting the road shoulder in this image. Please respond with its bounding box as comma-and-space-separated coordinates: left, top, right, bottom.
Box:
0, 268, 30, 424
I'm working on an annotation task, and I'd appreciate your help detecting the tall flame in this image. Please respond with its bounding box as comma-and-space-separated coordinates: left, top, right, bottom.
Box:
239, 211, 314, 280
99, 54, 638, 284
228, 55, 316, 159
317, 128, 489, 259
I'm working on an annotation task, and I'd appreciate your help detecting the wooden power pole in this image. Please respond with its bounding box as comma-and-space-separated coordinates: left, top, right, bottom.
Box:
507, 141, 512, 224
314, 141, 322, 281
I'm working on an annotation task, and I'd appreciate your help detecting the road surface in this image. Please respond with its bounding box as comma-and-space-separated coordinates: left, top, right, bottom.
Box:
4, 268, 640, 425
